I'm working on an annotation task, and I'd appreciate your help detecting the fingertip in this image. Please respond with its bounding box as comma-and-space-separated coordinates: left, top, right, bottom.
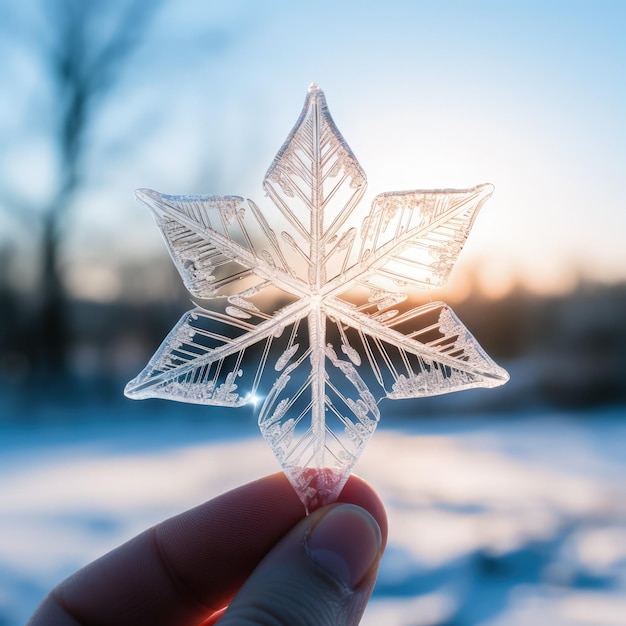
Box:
219, 502, 384, 625
337, 474, 388, 549
307, 503, 382, 589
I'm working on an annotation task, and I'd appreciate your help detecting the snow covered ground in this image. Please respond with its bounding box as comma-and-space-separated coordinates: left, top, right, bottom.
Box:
0, 402, 625, 625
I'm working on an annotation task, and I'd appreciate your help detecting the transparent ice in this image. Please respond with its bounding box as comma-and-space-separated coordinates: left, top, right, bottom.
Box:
125, 84, 509, 511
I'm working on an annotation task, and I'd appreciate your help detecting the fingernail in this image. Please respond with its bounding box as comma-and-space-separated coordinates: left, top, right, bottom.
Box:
306, 504, 382, 588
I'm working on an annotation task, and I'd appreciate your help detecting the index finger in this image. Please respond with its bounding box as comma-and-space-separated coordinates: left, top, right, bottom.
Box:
28, 472, 387, 626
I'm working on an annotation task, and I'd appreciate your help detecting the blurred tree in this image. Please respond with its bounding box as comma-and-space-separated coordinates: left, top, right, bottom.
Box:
0, 0, 162, 376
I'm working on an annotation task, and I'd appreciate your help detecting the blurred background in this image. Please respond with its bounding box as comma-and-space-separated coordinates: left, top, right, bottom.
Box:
0, 1, 625, 624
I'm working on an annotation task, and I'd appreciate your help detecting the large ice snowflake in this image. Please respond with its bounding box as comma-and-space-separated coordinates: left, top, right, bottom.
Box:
125, 84, 509, 511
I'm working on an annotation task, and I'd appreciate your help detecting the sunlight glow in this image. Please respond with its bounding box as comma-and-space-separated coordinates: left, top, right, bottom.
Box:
248, 394, 263, 408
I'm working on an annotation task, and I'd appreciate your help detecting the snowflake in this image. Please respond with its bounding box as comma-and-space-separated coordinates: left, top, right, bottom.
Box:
125, 84, 509, 511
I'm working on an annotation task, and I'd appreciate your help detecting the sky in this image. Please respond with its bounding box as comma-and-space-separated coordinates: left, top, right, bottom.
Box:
216, 0, 626, 298
1, 0, 625, 301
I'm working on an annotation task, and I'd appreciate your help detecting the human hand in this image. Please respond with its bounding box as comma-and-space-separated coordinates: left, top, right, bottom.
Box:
27, 472, 387, 625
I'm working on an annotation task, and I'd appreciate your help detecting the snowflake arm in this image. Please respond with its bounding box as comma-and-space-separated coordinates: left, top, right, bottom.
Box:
326, 299, 509, 398
325, 184, 494, 296
134, 188, 306, 298
124, 300, 310, 405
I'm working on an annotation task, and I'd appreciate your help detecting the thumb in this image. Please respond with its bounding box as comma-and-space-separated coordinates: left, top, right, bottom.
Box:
218, 503, 383, 626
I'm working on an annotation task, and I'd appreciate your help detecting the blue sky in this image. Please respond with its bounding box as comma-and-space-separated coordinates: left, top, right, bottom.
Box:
1, 1, 624, 300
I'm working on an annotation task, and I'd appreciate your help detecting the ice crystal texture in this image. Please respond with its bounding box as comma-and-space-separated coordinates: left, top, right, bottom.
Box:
125, 84, 509, 511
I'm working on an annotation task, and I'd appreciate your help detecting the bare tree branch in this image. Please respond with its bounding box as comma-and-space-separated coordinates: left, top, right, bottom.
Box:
0, 0, 166, 374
